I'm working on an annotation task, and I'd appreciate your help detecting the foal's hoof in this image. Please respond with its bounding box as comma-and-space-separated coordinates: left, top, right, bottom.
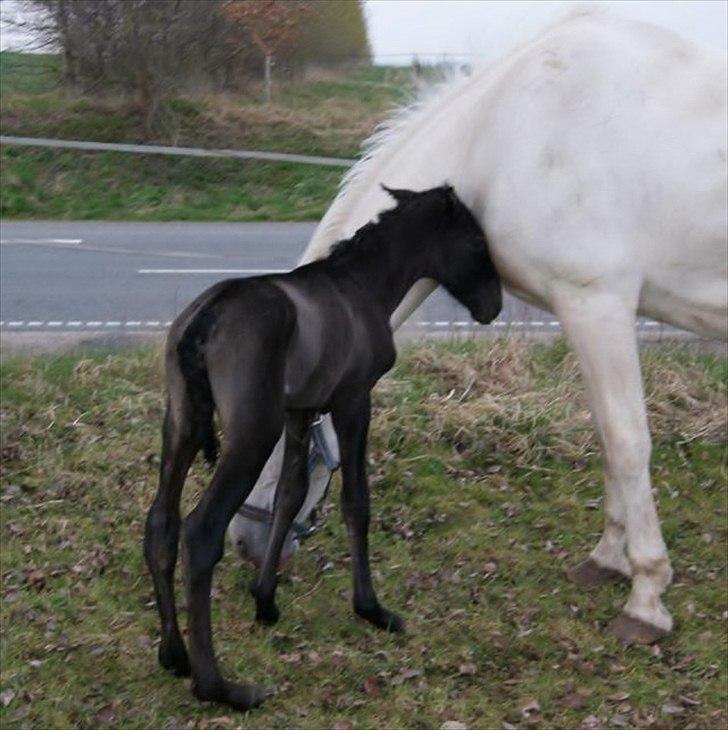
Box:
608, 612, 670, 646
250, 582, 280, 625
567, 558, 629, 589
255, 601, 280, 626
158, 640, 191, 677
355, 604, 405, 633
192, 678, 273, 711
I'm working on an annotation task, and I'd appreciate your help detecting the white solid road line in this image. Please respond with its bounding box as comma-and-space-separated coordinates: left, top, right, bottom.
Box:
0, 238, 83, 246
138, 268, 289, 274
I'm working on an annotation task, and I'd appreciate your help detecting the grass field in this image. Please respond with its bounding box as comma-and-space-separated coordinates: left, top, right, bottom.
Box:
0, 147, 342, 222
1, 52, 413, 221
1, 339, 726, 729
0, 52, 60, 96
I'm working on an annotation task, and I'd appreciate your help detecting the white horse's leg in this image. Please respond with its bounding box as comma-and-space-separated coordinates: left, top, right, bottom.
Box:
555, 291, 673, 642
567, 480, 632, 586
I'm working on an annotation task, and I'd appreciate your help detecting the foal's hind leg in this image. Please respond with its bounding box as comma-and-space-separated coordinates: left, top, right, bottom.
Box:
333, 394, 404, 633
144, 401, 198, 676
555, 291, 672, 643
182, 402, 283, 710
252, 410, 314, 624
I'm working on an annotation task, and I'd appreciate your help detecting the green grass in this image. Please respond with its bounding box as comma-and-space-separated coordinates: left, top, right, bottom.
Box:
0, 52, 60, 96
1, 55, 414, 221
1, 339, 725, 728
0, 147, 342, 221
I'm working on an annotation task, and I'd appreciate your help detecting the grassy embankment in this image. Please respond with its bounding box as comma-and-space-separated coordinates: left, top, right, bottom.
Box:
1, 339, 726, 728
0, 51, 412, 221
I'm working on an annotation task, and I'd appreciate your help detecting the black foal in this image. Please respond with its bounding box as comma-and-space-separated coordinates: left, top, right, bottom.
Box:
144, 185, 502, 710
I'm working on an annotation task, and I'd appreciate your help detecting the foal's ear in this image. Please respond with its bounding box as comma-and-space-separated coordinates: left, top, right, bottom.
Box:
443, 184, 458, 207
381, 184, 417, 205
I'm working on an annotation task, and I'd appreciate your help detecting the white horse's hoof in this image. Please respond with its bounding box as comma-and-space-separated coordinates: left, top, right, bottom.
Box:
608, 612, 670, 645
567, 558, 629, 589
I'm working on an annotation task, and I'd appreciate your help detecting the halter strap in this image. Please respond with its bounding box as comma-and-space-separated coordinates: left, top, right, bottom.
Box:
235, 502, 319, 540
235, 418, 336, 541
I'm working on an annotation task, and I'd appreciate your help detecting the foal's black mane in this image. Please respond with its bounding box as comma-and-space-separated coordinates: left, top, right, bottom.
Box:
324, 185, 451, 265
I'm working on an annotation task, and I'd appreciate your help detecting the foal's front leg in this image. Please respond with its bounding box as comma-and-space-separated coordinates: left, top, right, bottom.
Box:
333, 393, 404, 633
252, 410, 314, 624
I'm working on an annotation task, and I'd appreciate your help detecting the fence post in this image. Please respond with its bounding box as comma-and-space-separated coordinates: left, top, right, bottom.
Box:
264, 54, 273, 103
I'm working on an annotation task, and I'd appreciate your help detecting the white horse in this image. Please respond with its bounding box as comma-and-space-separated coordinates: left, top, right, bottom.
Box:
230, 10, 727, 644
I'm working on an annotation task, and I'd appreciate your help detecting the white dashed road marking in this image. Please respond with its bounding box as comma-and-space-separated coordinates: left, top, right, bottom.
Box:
0, 319, 669, 332
138, 268, 289, 275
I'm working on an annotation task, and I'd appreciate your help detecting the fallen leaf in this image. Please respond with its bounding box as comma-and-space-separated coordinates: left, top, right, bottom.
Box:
363, 676, 380, 697
458, 662, 478, 676
441, 722, 469, 730
607, 692, 630, 703
680, 695, 701, 707
391, 667, 421, 685
26, 570, 45, 590
670, 654, 695, 671
661, 703, 685, 716
609, 715, 628, 727
200, 718, 238, 729
331, 721, 352, 730
280, 652, 302, 664
0, 689, 16, 707
581, 715, 602, 729
94, 705, 117, 727
562, 692, 585, 710
520, 699, 541, 718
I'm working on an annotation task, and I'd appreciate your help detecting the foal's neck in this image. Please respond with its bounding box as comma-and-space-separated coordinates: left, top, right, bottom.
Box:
325, 228, 427, 318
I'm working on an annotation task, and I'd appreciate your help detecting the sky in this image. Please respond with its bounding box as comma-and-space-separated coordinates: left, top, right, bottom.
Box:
1, 0, 726, 61
364, 0, 727, 64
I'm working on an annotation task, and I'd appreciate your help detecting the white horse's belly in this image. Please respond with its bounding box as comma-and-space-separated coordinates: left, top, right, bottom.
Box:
640, 270, 728, 338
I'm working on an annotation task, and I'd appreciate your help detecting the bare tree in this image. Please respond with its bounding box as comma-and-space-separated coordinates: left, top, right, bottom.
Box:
6, 0, 372, 131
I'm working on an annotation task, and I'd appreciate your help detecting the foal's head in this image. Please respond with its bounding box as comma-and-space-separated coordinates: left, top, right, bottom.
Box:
382, 184, 502, 324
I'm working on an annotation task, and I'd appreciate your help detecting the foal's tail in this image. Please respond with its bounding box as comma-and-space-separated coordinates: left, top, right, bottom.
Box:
175, 309, 219, 468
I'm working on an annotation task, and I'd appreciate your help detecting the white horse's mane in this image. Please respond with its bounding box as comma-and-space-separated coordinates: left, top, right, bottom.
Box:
306, 70, 475, 259
305, 7, 610, 262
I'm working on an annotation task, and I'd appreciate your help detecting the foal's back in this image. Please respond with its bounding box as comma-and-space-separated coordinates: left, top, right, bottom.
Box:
169, 265, 393, 418
270, 268, 394, 410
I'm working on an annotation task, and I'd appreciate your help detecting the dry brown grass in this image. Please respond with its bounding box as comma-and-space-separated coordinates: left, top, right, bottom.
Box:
373, 339, 727, 469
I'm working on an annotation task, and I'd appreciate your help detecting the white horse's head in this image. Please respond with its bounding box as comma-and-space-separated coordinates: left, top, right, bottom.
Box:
227, 417, 338, 567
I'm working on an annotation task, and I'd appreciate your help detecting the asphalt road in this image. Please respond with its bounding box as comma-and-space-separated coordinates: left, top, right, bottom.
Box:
0, 220, 670, 337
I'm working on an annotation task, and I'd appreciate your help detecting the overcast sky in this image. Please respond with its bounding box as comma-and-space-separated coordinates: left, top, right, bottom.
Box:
364, 0, 727, 64
1, 0, 726, 61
